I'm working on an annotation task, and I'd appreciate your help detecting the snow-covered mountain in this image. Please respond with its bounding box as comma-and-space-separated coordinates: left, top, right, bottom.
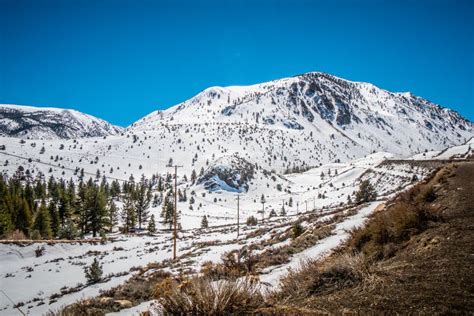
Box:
0, 104, 123, 139
130, 72, 472, 168
0, 72, 472, 186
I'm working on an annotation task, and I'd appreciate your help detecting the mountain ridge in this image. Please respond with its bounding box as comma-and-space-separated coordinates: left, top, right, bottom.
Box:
0, 104, 124, 139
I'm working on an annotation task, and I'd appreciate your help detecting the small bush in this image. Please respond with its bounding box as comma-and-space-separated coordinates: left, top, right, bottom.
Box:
292, 223, 304, 239
35, 246, 45, 257
30, 230, 42, 240
418, 185, 437, 203
201, 248, 257, 280
246, 216, 258, 226
84, 258, 103, 284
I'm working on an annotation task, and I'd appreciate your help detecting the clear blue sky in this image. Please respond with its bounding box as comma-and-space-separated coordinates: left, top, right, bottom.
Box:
1, 0, 473, 126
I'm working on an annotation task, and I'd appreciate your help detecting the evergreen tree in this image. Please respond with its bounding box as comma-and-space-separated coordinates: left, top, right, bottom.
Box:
76, 181, 88, 236
148, 214, 156, 233
161, 192, 174, 229
354, 180, 377, 204
110, 180, 121, 198
84, 258, 103, 284
48, 201, 60, 237
152, 193, 160, 207
86, 181, 107, 237
107, 199, 119, 232
135, 176, 151, 230
121, 194, 136, 233
58, 192, 72, 228
201, 215, 209, 228
33, 201, 52, 239
0, 205, 13, 238
14, 196, 33, 237
190, 169, 197, 184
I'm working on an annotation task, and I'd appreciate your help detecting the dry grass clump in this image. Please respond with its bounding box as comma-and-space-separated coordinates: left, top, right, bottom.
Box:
154, 276, 265, 314
273, 253, 373, 302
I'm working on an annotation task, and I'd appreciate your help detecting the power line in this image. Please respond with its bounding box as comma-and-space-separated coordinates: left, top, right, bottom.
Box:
0, 150, 131, 183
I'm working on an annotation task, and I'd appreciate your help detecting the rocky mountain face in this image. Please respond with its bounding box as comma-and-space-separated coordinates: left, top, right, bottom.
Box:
128, 72, 472, 172
0, 104, 123, 139
197, 154, 256, 192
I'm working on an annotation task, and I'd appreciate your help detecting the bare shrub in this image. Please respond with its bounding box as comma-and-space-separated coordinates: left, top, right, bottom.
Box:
275, 253, 373, 301
154, 276, 264, 314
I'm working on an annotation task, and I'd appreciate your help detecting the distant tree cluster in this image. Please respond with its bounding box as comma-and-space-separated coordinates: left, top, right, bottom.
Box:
0, 166, 158, 240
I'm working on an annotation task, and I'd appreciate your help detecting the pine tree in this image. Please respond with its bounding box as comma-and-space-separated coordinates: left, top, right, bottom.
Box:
76, 181, 88, 236
135, 176, 151, 230
354, 180, 377, 204
148, 214, 156, 233
84, 258, 103, 284
86, 183, 107, 237
288, 197, 293, 207
121, 194, 136, 233
48, 201, 60, 237
152, 193, 160, 207
161, 192, 174, 229
14, 196, 33, 237
190, 169, 197, 184
201, 215, 209, 228
0, 206, 13, 238
33, 201, 52, 239
110, 180, 121, 198
107, 199, 118, 232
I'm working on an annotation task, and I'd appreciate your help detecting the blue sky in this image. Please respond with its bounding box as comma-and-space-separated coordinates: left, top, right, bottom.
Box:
0, 0, 473, 126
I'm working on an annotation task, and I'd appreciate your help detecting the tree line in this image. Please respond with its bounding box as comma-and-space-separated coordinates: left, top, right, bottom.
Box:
0, 166, 180, 240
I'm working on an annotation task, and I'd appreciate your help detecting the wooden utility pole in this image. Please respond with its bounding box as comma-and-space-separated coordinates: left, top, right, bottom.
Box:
236, 195, 240, 238
168, 164, 183, 260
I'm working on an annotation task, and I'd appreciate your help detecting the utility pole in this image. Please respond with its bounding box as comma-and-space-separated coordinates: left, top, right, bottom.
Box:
305, 200, 308, 213
168, 164, 183, 260
236, 195, 240, 238
313, 196, 316, 211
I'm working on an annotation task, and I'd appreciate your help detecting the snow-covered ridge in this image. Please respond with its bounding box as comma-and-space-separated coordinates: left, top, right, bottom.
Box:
0, 104, 123, 139
130, 72, 472, 161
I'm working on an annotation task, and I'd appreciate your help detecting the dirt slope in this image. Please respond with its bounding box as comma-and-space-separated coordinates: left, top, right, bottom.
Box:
277, 162, 474, 314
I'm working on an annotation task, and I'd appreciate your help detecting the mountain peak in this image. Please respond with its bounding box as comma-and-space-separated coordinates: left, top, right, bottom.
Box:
0, 104, 123, 139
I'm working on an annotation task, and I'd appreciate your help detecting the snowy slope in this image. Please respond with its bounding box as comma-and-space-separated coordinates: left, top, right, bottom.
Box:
0, 72, 471, 185
0, 150, 425, 315
130, 72, 473, 169
0, 104, 123, 139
